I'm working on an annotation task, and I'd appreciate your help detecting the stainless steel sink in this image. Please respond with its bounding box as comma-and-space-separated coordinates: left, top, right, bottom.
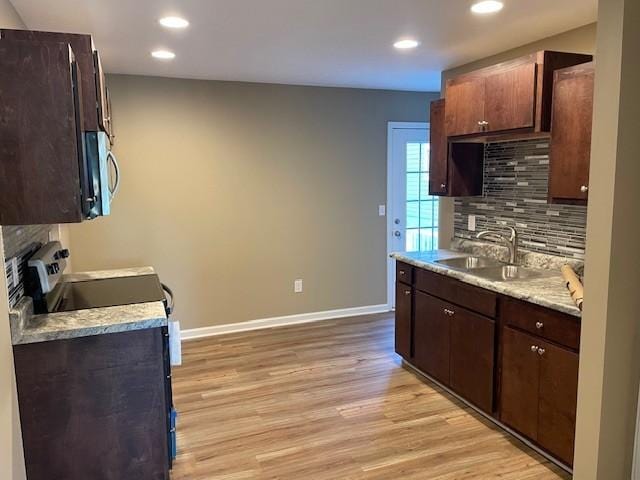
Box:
471, 265, 555, 282
435, 256, 504, 270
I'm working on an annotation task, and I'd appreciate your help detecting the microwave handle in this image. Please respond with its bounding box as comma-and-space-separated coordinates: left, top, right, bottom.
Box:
106, 150, 121, 201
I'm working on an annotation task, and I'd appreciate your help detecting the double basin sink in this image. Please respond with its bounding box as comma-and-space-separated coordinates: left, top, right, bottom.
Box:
434, 256, 554, 282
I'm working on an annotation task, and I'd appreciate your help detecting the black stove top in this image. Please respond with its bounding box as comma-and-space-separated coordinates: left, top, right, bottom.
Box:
52, 274, 165, 313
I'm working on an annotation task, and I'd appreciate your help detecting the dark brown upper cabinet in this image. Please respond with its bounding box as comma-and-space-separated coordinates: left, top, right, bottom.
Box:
1, 29, 113, 142
428, 99, 449, 195
0, 40, 88, 225
445, 51, 593, 139
548, 62, 595, 205
429, 99, 484, 197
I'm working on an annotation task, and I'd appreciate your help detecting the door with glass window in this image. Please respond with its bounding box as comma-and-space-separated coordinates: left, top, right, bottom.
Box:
387, 124, 439, 307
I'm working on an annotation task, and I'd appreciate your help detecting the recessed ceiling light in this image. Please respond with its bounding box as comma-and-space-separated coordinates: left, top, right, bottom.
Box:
159, 16, 189, 29
471, 1, 504, 14
151, 49, 176, 60
394, 39, 420, 50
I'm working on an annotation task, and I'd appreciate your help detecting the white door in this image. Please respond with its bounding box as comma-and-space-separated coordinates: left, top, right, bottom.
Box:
387, 123, 439, 308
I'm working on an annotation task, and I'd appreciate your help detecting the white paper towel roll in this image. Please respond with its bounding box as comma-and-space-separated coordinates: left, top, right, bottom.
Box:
169, 320, 182, 366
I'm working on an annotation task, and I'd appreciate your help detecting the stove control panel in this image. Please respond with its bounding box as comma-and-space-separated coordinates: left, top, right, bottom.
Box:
27, 241, 68, 294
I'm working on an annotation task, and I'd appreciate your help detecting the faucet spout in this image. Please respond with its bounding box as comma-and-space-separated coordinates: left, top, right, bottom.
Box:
476, 227, 519, 264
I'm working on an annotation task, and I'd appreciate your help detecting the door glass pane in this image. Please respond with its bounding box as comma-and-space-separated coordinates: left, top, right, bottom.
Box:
405, 142, 439, 253
406, 173, 420, 201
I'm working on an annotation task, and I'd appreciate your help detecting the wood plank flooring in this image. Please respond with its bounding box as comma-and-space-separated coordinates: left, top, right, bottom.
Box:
171, 313, 570, 479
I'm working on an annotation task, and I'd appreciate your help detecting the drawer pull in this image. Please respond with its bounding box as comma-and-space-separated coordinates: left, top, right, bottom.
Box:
404, 290, 411, 296
443, 308, 455, 316
535, 321, 544, 329
399, 270, 406, 276
537, 348, 546, 356
531, 345, 539, 353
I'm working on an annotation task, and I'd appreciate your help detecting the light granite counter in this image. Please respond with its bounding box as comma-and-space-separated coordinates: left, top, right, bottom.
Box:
391, 242, 581, 318
10, 267, 167, 345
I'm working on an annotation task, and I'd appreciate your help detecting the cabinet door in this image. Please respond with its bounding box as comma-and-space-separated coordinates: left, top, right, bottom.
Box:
395, 283, 413, 360
428, 99, 448, 195
500, 327, 540, 440
414, 291, 450, 385
94, 50, 111, 136
484, 62, 537, 133
538, 340, 579, 466
450, 307, 495, 413
445, 77, 485, 136
548, 63, 594, 204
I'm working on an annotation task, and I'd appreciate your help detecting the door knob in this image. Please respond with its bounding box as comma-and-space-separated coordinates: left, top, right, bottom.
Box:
394, 231, 401, 237
394, 218, 401, 225
535, 322, 544, 329
537, 348, 546, 356
580, 185, 589, 193
440, 183, 446, 189
531, 345, 539, 352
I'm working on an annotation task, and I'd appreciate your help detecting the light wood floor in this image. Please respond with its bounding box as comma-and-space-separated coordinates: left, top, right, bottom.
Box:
171, 313, 570, 480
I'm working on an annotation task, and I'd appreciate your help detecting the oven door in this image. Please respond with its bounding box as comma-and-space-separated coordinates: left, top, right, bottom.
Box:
84, 131, 120, 217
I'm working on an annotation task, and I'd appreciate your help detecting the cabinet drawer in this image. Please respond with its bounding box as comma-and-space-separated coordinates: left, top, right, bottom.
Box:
501, 297, 580, 350
396, 262, 414, 285
415, 268, 497, 318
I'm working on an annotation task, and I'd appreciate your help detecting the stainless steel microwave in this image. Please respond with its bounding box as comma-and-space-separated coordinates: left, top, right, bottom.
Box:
85, 131, 120, 218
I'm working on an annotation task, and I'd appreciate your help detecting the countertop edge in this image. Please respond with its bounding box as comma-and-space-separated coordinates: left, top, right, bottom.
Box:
391, 251, 581, 318
12, 300, 168, 346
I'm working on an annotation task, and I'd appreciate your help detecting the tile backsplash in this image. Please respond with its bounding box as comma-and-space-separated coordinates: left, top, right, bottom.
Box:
2, 225, 53, 308
454, 139, 587, 259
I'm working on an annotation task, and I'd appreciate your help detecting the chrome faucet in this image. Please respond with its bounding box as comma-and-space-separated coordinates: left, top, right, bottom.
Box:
476, 227, 519, 265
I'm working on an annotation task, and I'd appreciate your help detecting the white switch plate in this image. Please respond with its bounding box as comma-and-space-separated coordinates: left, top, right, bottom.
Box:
294, 279, 303, 293
378, 205, 386, 216
468, 215, 476, 232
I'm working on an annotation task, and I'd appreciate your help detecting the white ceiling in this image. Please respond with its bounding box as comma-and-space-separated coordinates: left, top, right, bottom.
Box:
10, 0, 597, 92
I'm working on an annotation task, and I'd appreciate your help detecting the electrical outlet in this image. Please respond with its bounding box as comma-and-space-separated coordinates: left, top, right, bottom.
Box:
294, 279, 303, 293
378, 205, 386, 216
468, 215, 476, 232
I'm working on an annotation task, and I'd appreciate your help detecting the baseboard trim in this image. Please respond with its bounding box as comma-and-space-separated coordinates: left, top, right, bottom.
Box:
181, 304, 391, 341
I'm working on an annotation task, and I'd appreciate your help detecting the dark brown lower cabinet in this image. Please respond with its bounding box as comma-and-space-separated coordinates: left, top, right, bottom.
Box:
395, 282, 413, 360
13, 328, 170, 480
414, 291, 450, 385
500, 327, 540, 440
450, 309, 495, 413
538, 340, 579, 466
500, 326, 579, 466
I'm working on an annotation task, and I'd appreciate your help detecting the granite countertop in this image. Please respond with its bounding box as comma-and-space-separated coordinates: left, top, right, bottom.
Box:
391, 240, 581, 318
10, 267, 168, 345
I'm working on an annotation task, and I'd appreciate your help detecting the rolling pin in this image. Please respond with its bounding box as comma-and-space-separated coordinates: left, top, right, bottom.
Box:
561, 265, 584, 311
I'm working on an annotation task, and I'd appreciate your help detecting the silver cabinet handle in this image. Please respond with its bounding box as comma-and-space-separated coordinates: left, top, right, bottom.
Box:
537, 348, 545, 356
106, 150, 121, 202
443, 308, 455, 316
580, 185, 589, 193
478, 120, 489, 127
399, 270, 405, 276
440, 183, 446, 189
404, 290, 411, 296
531, 345, 539, 352
535, 321, 544, 329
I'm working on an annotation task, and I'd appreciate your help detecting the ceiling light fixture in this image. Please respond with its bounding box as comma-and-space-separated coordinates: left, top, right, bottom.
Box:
159, 16, 189, 29
151, 49, 176, 60
394, 39, 420, 50
471, 1, 504, 14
